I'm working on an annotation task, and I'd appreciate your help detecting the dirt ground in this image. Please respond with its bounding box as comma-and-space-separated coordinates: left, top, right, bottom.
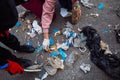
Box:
0, 0, 120, 80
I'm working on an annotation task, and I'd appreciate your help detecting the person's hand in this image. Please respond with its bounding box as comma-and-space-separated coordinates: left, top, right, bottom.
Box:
42, 39, 50, 50
5, 60, 24, 75
42, 33, 50, 50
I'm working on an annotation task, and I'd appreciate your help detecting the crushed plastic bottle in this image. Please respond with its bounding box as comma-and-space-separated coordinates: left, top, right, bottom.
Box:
65, 51, 79, 67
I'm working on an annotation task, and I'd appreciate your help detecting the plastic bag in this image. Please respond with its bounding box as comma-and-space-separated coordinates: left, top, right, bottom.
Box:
82, 26, 120, 79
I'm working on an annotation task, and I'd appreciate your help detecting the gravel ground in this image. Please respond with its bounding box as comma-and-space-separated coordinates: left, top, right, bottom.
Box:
0, 0, 120, 80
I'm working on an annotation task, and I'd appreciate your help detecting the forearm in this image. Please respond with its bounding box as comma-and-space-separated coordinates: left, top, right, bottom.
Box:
41, 0, 56, 34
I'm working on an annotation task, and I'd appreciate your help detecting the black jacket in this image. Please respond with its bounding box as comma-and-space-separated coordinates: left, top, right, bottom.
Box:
0, 0, 29, 33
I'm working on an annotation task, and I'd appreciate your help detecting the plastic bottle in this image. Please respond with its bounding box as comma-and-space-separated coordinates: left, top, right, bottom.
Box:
65, 51, 79, 67
72, 1, 81, 24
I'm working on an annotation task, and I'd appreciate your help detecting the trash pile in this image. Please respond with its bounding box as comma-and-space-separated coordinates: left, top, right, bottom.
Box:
14, 1, 120, 80
27, 24, 120, 80
26, 19, 42, 38
30, 21, 89, 80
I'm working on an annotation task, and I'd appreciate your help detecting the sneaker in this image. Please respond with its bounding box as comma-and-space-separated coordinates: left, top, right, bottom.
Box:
17, 45, 35, 53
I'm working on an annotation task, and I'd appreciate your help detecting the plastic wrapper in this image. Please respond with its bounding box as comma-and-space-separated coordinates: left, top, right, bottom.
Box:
65, 51, 79, 67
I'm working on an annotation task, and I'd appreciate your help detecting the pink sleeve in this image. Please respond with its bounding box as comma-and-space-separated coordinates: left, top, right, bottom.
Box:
41, 0, 56, 33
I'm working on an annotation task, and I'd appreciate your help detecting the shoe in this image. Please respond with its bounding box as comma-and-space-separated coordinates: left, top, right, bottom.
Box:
17, 58, 33, 68
17, 45, 35, 53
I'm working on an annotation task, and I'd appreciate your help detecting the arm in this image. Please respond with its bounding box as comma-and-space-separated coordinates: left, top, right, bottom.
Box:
41, 0, 56, 39
0, 47, 24, 74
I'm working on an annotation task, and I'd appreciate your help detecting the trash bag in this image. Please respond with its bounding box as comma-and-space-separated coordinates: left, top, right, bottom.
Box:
82, 26, 120, 79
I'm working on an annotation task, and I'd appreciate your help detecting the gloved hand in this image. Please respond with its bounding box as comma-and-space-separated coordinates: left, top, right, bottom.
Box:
5, 60, 24, 75
42, 39, 50, 50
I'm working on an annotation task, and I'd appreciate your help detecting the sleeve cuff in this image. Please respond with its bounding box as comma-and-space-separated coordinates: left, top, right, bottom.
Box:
43, 28, 49, 33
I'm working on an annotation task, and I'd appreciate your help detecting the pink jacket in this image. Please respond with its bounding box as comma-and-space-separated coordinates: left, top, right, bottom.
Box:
42, 0, 56, 33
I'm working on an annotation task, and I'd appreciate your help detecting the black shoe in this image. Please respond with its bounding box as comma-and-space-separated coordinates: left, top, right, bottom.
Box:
17, 58, 33, 68
17, 45, 35, 53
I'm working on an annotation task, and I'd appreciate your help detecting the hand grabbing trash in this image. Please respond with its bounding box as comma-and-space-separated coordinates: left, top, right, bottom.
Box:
42, 39, 50, 50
